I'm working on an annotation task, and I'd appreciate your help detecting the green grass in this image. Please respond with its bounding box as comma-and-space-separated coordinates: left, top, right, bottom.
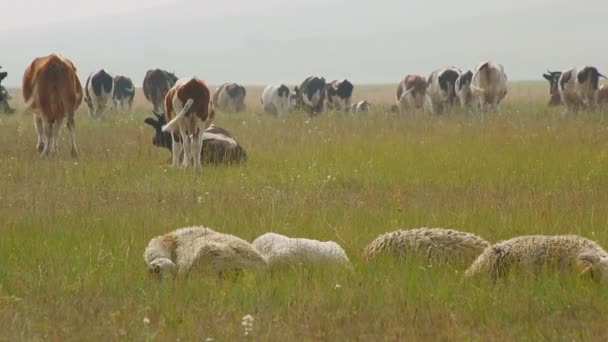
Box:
2, 85, 608, 340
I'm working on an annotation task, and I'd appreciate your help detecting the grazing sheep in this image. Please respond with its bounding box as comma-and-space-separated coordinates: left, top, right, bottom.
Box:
362, 228, 490, 265
251, 232, 352, 268
144, 226, 267, 278
465, 235, 608, 281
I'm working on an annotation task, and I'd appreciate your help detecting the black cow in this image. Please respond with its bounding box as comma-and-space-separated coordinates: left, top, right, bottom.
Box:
0, 66, 14, 114
543, 70, 563, 106
144, 113, 247, 165
143, 69, 178, 113
113, 75, 135, 111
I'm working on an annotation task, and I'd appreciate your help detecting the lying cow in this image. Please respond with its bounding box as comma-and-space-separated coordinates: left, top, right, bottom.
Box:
470, 61, 508, 114
351, 100, 371, 113
558, 66, 607, 111
425, 67, 461, 114
84, 69, 114, 118
143, 69, 178, 113
297, 76, 326, 115
542, 70, 563, 106
396, 74, 427, 113
324, 79, 354, 112
213, 83, 247, 113
261, 84, 292, 117
113, 75, 135, 111
455, 70, 474, 108
144, 112, 247, 164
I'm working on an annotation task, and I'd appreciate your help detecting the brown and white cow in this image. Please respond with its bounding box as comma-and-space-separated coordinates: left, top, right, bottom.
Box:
351, 100, 371, 113
470, 61, 508, 115
558, 66, 607, 111
425, 67, 461, 114
542, 70, 563, 106
598, 84, 608, 107
395, 74, 427, 113
161, 77, 215, 169
324, 79, 354, 112
213, 83, 246, 113
143, 69, 178, 113
22, 54, 83, 158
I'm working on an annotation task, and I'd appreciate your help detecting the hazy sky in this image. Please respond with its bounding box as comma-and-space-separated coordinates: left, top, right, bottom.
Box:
2, 0, 607, 86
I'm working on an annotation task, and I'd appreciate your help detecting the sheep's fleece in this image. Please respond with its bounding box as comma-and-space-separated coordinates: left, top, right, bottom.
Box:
362, 227, 490, 264
465, 234, 608, 280
251, 232, 352, 268
144, 226, 267, 277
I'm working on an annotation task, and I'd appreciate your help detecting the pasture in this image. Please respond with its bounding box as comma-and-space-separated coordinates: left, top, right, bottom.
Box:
2, 82, 608, 340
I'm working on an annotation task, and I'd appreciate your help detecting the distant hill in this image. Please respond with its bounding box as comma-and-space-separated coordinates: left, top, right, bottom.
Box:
1, 0, 606, 86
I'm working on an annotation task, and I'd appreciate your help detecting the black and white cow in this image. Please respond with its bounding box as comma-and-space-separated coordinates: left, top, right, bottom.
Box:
261, 84, 292, 117
297, 76, 326, 115
84, 69, 114, 118
0, 66, 14, 114
542, 70, 563, 106
143, 69, 178, 113
144, 113, 247, 165
558, 66, 607, 111
213, 83, 247, 113
113, 75, 135, 111
425, 67, 461, 114
351, 100, 371, 113
324, 79, 354, 112
455, 70, 474, 108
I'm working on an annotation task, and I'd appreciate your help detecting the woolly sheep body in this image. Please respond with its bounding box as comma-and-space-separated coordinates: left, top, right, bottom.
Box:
465, 235, 608, 280
144, 226, 267, 278
252, 232, 352, 268
362, 227, 490, 265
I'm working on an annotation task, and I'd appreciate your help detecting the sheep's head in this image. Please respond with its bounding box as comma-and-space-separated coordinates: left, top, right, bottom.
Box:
577, 254, 608, 282
148, 257, 177, 279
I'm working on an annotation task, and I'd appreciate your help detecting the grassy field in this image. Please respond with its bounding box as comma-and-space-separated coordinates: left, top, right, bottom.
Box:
2, 83, 608, 340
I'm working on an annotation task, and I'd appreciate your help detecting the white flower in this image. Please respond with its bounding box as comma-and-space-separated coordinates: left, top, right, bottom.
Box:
143, 317, 150, 325
241, 314, 254, 336
335, 284, 342, 289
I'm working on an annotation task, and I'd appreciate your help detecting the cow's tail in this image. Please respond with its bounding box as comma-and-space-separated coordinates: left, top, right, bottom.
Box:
470, 85, 486, 93
162, 99, 194, 132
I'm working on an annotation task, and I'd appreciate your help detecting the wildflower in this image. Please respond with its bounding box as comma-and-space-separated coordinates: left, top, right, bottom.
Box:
335, 284, 342, 289
241, 314, 254, 336
143, 317, 150, 325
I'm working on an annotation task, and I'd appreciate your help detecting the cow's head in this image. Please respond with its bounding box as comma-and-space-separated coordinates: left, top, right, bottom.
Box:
543, 70, 562, 106
144, 112, 172, 150
166, 71, 178, 86
0, 72, 7, 83
289, 86, 301, 110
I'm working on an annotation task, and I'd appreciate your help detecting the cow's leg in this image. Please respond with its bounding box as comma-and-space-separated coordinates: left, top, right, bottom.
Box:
40, 119, 53, 157
66, 114, 79, 158
171, 133, 182, 167
192, 122, 205, 169
34, 114, 45, 152
50, 117, 64, 153
180, 127, 191, 168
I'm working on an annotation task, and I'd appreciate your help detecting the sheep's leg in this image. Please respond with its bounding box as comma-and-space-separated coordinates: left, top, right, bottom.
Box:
66, 114, 79, 159
50, 117, 64, 153
34, 114, 45, 152
171, 133, 182, 168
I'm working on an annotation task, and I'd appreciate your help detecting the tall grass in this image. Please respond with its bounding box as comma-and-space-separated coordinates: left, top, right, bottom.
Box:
1, 83, 608, 340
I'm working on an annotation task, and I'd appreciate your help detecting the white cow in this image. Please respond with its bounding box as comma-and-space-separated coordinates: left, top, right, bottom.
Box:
470, 61, 508, 115
261, 84, 292, 117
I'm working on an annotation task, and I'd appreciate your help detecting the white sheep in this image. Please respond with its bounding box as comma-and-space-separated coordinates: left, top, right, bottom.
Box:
465, 235, 608, 281
144, 226, 267, 278
362, 227, 490, 265
251, 232, 352, 268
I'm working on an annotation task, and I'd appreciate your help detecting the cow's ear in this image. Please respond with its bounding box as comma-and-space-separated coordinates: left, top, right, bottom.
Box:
144, 118, 159, 128
543, 73, 552, 81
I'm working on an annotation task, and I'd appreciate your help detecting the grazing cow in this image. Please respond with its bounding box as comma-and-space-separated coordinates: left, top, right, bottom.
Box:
455, 70, 474, 108
145, 113, 247, 164
324, 79, 354, 112
213, 83, 246, 113
143, 69, 178, 113
297, 76, 326, 115
558, 66, 607, 111
542, 70, 563, 106
84, 69, 114, 118
261, 84, 291, 117
470, 61, 508, 115
0, 67, 14, 114
598, 84, 608, 107
351, 100, 371, 113
161, 77, 214, 169
113, 75, 135, 111
395, 74, 427, 113
22, 54, 83, 158
425, 67, 461, 114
